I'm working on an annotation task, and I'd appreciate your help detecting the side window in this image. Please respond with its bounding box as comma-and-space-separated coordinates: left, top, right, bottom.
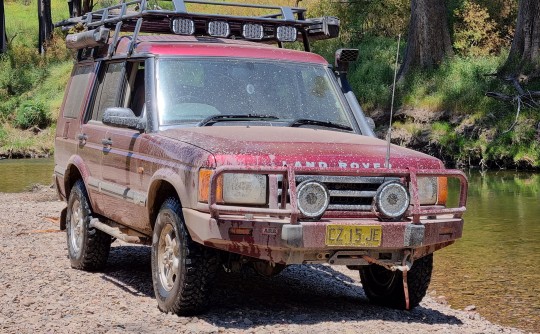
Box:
63, 63, 95, 119
88, 61, 126, 122
125, 62, 145, 117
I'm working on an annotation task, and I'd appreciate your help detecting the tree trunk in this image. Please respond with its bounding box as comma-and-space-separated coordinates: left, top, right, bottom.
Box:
38, 0, 53, 54
82, 0, 93, 15
399, 0, 453, 78
1, 0, 7, 53
500, 0, 540, 80
70, 0, 82, 17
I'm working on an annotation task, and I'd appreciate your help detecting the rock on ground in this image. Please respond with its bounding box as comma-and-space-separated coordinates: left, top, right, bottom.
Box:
0, 188, 525, 334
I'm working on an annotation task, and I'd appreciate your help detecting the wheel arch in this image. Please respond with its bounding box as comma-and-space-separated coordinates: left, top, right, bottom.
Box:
147, 169, 190, 230
63, 155, 91, 202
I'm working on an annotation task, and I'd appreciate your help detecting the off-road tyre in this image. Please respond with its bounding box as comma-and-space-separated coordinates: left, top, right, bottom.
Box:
66, 180, 111, 271
359, 254, 433, 310
151, 198, 219, 316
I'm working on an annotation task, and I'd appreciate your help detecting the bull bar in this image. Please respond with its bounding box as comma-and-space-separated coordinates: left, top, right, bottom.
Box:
208, 166, 468, 224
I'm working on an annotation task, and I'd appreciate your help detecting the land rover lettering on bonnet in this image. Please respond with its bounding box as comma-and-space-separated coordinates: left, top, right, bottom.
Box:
53, 0, 468, 316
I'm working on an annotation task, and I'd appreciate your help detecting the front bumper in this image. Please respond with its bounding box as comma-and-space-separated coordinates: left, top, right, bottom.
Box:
183, 209, 463, 265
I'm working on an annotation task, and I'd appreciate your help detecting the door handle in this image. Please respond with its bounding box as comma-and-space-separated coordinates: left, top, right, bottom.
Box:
77, 133, 87, 145
102, 138, 113, 146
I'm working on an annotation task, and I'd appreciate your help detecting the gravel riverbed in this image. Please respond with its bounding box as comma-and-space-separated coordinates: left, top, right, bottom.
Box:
0, 187, 528, 334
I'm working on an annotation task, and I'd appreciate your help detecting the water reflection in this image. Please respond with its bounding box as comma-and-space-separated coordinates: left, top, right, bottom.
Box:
0, 158, 54, 192
432, 171, 540, 333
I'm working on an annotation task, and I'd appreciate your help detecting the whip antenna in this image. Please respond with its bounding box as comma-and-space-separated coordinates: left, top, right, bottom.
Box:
385, 34, 401, 168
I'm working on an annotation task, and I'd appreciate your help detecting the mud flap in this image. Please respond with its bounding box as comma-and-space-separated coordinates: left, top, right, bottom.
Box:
403, 268, 410, 310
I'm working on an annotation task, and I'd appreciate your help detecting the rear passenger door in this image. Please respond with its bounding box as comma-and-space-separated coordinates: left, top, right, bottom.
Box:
81, 60, 126, 216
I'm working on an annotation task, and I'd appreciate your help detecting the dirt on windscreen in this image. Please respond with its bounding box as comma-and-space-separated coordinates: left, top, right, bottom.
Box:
0, 187, 524, 334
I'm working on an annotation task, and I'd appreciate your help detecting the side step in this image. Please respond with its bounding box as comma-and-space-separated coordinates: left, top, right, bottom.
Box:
90, 218, 146, 244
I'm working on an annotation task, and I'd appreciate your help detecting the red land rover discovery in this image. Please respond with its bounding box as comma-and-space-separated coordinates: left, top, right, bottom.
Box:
53, 0, 468, 315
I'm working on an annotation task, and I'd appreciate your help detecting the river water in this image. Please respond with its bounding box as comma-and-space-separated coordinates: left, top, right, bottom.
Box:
0, 159, 538, 332
431, 171, 540, 333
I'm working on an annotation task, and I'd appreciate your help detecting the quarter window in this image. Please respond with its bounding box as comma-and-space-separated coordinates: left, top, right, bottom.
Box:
63, 64, 95, 119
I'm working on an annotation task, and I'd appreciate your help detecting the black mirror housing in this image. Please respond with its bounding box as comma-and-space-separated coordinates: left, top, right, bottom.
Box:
102, 107, 146, 131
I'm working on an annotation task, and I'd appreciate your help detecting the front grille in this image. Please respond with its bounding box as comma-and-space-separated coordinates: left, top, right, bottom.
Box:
278, 175, 399, 212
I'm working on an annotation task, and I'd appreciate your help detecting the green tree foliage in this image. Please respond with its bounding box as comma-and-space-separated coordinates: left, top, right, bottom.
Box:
453, 1, 505, 56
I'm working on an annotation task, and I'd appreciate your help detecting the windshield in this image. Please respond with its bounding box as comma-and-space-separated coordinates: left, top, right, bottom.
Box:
156, 58, 355, 130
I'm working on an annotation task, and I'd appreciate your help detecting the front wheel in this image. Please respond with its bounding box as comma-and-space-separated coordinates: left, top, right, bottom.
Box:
359, 254, 433, 310
151, 198, 219, 316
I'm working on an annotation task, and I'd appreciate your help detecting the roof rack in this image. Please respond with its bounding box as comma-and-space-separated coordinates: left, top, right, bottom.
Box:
56, 0, 340, 58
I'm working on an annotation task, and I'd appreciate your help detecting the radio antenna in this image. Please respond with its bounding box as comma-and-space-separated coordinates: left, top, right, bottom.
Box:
385, 34, 401, 169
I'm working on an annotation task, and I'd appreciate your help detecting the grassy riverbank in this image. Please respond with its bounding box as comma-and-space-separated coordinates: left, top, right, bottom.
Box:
1, 0, 539, 168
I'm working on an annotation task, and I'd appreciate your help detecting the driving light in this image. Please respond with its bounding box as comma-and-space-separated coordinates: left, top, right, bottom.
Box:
208, 21, 230, 38
297, 180, 330, 220
276, 26, 297, 42
171, 18, 195, 35
375, 181, 410, 219
222, 173, 267, 205
242, 23, 264, 40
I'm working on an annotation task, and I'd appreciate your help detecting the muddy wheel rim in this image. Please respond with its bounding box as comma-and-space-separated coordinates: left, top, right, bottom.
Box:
157, 220, 180, 292
69, 199, 84, 257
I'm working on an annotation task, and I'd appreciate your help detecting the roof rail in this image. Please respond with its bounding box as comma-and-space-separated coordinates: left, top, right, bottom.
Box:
56, 0, 340, 58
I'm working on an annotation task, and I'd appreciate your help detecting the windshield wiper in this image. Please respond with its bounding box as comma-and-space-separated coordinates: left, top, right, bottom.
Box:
198, 114, 280, 127
288, 119, 353, 131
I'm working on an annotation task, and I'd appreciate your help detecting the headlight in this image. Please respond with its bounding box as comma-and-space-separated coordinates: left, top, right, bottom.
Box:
198, 169, 267, 205
414, 177, 448, 205
297, 180, 330, 220
375, 181, 410, 219
222, 173, 267, 205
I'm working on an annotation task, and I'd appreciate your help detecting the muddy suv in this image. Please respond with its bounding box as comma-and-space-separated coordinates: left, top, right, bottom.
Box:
54, 0, 468, 315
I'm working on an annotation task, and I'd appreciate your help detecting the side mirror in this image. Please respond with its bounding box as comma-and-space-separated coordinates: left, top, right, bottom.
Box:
102, 107, 146, 131
335, 48, 359, 74
366, 117, 376, 131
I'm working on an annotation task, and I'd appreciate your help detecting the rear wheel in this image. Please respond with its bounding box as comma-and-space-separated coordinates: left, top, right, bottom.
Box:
151, 198, 219, 315
359, 254, 433, 309
66, 180, 111, 271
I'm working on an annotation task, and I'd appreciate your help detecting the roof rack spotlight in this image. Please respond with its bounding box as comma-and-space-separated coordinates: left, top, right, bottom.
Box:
243, 23, 264, 40
171, 18, 195, 35
276, 26, 297, 42
208, 21, 230, 38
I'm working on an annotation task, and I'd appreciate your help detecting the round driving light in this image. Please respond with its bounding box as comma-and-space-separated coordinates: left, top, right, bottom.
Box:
297, 180, 330, 220
374, 181, 410, 219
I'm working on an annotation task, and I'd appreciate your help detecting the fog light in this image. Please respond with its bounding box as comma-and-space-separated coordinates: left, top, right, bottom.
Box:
276, 26, 297, 42
243, 23, 264, 40
208, 21, 230, 38
297, 180, 330, 220
171, 18, 195, 35
374, 181, 410, 219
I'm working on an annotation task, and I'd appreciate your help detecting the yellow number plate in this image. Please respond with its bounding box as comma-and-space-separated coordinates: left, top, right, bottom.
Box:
325, 225, 382, 247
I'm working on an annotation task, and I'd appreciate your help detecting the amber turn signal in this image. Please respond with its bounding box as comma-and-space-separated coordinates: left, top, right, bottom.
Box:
437, 177, 448, 205
198, 169, 223, 203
